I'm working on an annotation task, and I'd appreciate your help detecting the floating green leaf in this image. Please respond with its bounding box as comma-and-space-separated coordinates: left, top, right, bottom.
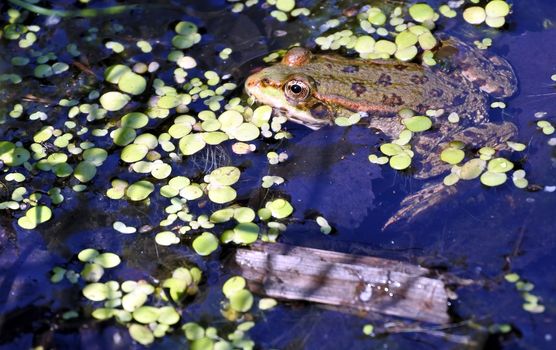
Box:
229, 289, 253, 312
233, 222, 259, 244
488, 157, 514, 173
179, 134, 206, 155
118, 71, 146, 95
265, 199, 293, 219
209, 166, 241, 186
104, 64, 131, 84
111, 127, 137, 146
129, 324, 154, 346
93, 253, 121, 268
17, 205, 52, 229
208, 185, 236, 204
402, 116, 432, 132
126, 180, 154, 201
380, 143, 403, 156
258, 298, 277, 310
389, 153, 411, 170
133, 306, 160, 324
121, 144, 148, 163
440, 148, 465, 165
192, 232, 219, 256
155, 231, 180, 246
74, 161, 97, 182
100, 91, 131, 111
83, 282, 110, 301
409, 3, 435, 22
480, 171, 507, 187
121, 112, 149, 129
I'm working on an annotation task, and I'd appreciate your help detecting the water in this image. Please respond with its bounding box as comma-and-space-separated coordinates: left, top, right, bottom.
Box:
1, 0, 555, 348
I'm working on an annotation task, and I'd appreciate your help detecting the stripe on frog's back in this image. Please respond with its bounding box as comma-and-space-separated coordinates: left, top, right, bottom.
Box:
314, 92, 402, 115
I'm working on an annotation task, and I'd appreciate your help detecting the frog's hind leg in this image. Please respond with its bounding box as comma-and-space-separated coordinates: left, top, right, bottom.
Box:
385, 121, 517, 229
435, 37, 517, 98
415, 121, 517, 180
383, 181, 457, 229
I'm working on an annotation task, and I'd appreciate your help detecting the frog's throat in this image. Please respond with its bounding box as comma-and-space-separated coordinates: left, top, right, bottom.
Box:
274, 107, 331, 130
314, 92, 401, 115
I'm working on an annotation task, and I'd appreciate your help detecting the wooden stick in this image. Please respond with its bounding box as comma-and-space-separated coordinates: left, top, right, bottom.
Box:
235, 242, 450, 324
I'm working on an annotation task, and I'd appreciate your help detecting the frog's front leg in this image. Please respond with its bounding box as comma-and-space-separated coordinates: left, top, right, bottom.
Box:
384, 121, 517, 228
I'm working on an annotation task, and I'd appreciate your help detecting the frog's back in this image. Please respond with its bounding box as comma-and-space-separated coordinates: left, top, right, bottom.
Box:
306, 53, 482, 118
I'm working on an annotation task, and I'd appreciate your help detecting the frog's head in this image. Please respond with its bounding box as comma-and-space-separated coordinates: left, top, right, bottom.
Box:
245, 47, 335, 130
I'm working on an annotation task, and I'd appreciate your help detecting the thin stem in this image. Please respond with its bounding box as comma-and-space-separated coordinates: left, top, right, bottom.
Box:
8, 0, 143, 18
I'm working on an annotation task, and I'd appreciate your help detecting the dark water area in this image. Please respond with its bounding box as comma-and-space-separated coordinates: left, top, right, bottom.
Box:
1, 0, 555, 349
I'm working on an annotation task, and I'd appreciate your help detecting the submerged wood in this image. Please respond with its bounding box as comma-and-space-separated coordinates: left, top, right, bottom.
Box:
235, 242, 450, 324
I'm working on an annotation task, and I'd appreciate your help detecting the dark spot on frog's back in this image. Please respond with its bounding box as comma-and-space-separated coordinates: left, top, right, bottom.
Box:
376, 73, 392, 87
430, 88, 444, 97
351, 83, 367, 97
394, 64, 407, 71
382, 93, 404, 107
342, 65, 359, 73
451, 94, 467, 106
410, 74, 429, 85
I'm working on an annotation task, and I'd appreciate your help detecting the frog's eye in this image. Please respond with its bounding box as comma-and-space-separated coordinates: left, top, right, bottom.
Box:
284, 79, 310, 101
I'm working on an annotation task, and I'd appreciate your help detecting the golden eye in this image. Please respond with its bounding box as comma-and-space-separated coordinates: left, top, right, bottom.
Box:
284, 79, 310, 101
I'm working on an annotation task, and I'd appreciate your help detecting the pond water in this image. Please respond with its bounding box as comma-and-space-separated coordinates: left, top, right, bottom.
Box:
1, 0, 555, 349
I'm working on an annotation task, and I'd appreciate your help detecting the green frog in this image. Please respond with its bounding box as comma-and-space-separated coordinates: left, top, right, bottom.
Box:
245, 42, 518, 226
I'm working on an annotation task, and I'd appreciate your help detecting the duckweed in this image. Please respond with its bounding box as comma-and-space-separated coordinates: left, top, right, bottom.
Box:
485, 1, 510, 17
459, 158, 486, 180
316, 216, 332, 234
100, 91, 130, 111
258, 298, 277, 310
192, 232, 219, 256
488, 157, 514, 173
480, 171, 507, 187
512, 170, 528, 189
223, 276, 246, 298
265, 198, 293, 219
83, 283, 111, 302
362, 324, 375, 336
537, 120, 555, 135
408, 3, 435, 22
389, 153, 412, 170
368, 154, 389, 165
463, 1, 510, 28
17, 205, 52, 229
440, 147, 465, 165
126, 180, 154, 201
113, 221, 137, 234
230, 289, 254, 312
118, 71, 147, 95
402, 116, 432, 132
232, 222, 259, 244
155, 231, 180, 246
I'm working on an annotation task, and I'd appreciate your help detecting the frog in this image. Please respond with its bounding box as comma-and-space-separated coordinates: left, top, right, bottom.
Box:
244, 40, 518, 227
